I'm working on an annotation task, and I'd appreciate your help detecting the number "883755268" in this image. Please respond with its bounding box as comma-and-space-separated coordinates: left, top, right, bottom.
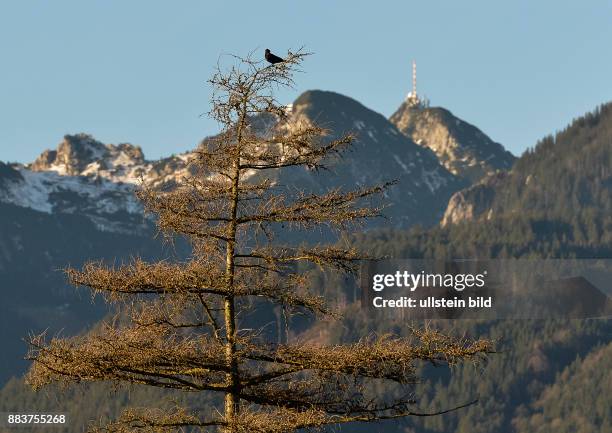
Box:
7, 414, 66, 424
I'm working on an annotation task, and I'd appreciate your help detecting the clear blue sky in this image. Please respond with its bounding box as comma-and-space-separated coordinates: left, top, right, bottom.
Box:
1, 0, 611, 163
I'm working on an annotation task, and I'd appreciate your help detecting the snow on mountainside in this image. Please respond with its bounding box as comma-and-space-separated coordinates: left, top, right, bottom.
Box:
29, 133, 195, 187
1, 91, 469, 233
0, 164, 137, 214
0, 161, 144, 233
0, 134, 196, 233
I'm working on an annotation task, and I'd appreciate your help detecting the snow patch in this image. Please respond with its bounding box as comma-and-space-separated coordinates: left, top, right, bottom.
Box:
420, 168, 448, 193
0, 166, 142, 217
393, 155, 411, 174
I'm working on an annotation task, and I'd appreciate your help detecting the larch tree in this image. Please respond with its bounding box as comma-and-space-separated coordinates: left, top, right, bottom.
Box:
26, 49, 493, 433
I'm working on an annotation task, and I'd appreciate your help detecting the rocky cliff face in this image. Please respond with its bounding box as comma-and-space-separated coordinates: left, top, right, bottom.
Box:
29, 133, 142, 175
440, 171, 507, 226
390, 103, 515, 183
29, 133, 192, 187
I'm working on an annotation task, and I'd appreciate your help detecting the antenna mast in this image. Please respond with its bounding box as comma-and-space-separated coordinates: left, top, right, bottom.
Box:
412, 60, 417, 99
406, 59, 425, 108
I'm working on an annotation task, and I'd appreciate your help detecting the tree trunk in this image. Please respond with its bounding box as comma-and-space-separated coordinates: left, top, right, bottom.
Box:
224, 139, 242, 430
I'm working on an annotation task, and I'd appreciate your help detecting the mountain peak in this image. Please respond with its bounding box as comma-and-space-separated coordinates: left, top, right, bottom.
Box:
29, 133, 146, 178
281, 90, 467, 227
293, 90, 388, 128
294, 90, 365, 110
31, 133, 106, 175
390, 102, 515, 183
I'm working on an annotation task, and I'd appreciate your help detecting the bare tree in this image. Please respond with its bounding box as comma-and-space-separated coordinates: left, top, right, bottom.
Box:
26, 49, 493, 433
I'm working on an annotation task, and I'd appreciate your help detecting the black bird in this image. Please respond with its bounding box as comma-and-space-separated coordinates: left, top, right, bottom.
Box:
265, 48, 284, 65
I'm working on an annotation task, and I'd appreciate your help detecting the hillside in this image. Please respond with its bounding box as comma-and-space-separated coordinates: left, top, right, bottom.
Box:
512, 341, 612, 433
0, 201, 186, 384
390, 103, 515, 183
1, 97, 610, 433
274, 90, 466, 227
442, 103, 612, 229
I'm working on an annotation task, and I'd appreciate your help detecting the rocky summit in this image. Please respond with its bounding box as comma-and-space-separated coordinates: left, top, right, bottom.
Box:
390, 103, 515, 183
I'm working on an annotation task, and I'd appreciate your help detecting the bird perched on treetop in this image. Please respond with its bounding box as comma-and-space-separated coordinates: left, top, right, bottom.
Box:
265, 49, 284, 65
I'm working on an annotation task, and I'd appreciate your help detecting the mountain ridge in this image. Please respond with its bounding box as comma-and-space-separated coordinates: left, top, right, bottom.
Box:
390, 102, 515, 183
2, 90, 470, 232
441, 102, 612, 227
0, 88, 469, 382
